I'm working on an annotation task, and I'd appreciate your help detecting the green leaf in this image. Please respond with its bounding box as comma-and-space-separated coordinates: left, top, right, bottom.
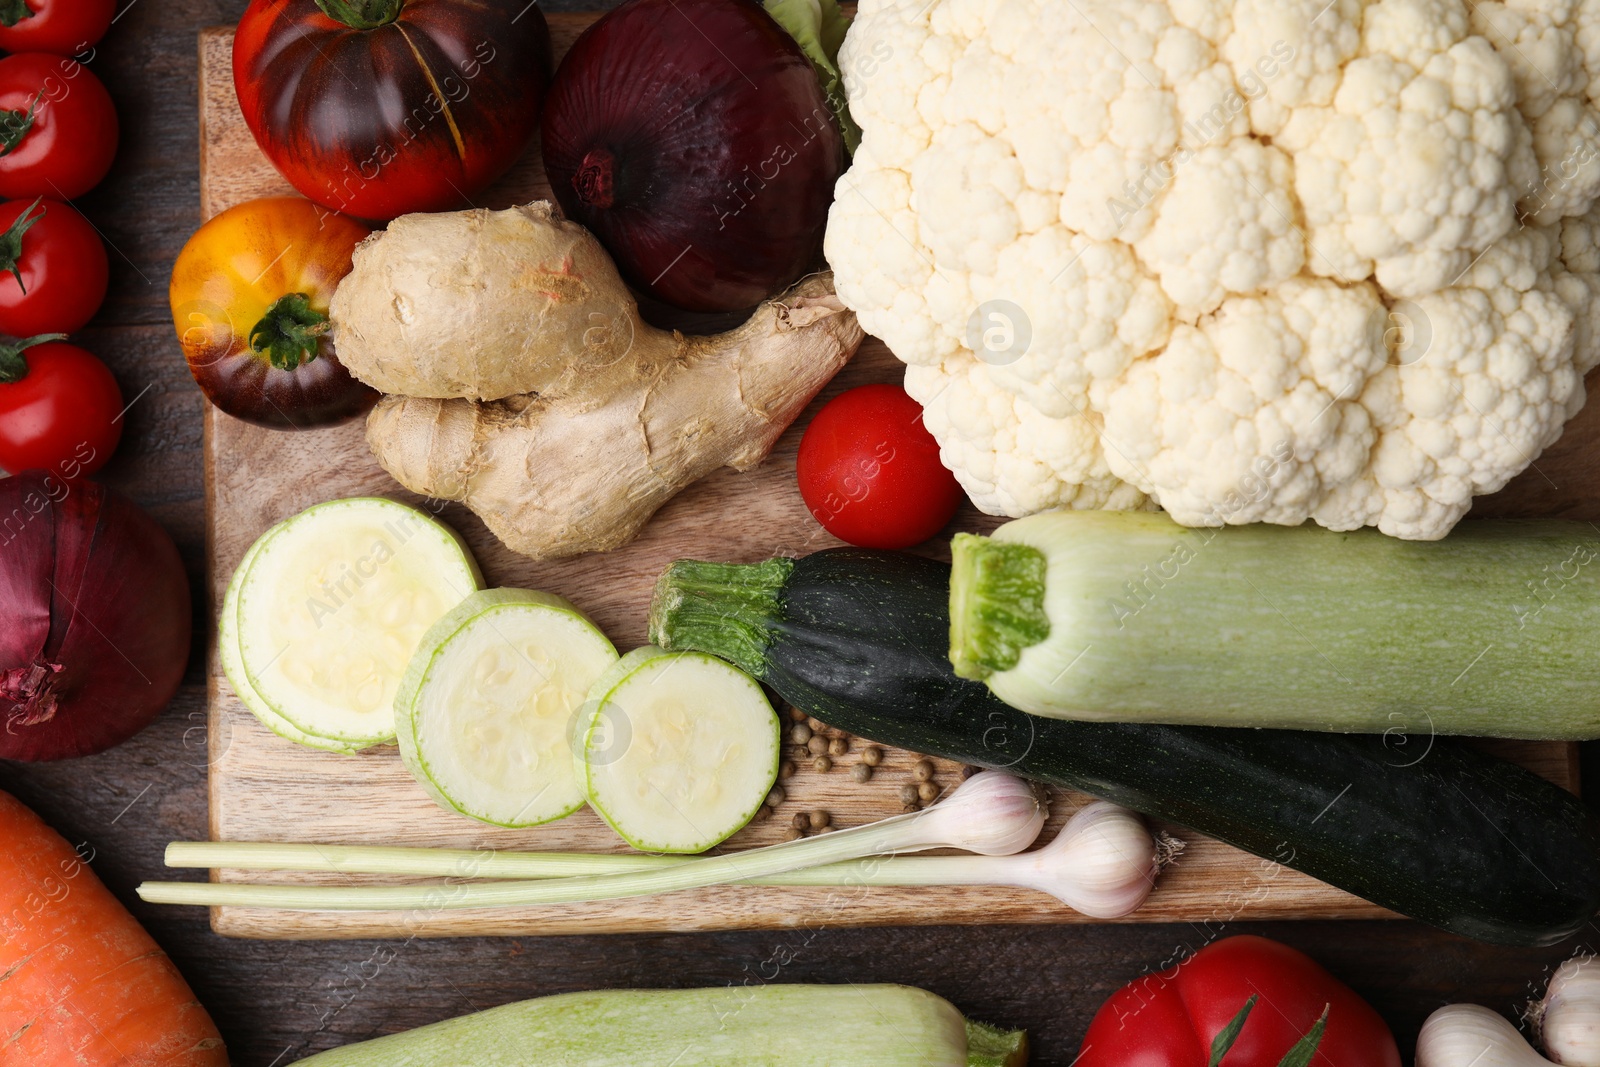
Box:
0, 0, 36, 29
0, 197, 46, 295
763, 0, 862, 154
0, 333, 67, 384
1275, 1006, 1329, 1067
249, 293, 330, 371
0, 92, 42, 158
1208, 995, 1259, 1067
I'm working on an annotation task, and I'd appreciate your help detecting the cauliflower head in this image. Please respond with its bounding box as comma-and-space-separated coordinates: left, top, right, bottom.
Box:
825, 0, 1600, 539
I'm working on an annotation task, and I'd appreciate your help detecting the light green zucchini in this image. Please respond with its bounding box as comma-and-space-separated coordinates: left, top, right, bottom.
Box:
233, 497, 481, 747
290, 984, 1026, 1067
950, 510, 1600, 739
394, 588, 618, 827
579, 646, 780, 853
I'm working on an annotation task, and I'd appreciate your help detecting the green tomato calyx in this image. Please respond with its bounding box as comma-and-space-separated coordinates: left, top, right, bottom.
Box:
314, 0, 404, 30
249, 293, 329, 371
0, 0, 36, 29
0, 332, 67, 384
0, 91, 43, 157
0, 196, 45, 294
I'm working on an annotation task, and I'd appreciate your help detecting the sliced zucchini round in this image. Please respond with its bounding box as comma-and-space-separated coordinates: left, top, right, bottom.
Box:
396, 589, 619, 827
580, 647, 780, 854
235, 498, 482, 747
220, 526, 369, 754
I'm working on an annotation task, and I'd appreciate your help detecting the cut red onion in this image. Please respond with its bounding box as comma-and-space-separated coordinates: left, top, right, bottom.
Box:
0, 471, 191, 761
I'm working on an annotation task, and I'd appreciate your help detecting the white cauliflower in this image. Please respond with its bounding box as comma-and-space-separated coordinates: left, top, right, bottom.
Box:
825, 0, 1600, 539
1469, 0, 1600, 222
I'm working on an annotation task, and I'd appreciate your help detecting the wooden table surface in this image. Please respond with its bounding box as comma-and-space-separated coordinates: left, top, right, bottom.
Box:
3, 2, 1598, 1064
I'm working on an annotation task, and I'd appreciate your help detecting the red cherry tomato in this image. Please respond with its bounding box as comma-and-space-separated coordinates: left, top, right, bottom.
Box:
0, 0, 116, 57
0, 338, 121, 478
0, 197, 107, 336
1076, 936, 1401, 1067
796, 383, 965, 549
0, 53, 119, 201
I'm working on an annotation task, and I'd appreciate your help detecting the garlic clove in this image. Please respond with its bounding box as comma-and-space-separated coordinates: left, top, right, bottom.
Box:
1417, 1005, 1549, 1067
1540, 955, 1600, 1067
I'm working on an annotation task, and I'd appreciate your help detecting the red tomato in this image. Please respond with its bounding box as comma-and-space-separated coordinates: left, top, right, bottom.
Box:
797, 384, 965, 549
0, 0, 117, 57
1077, 936, 1401, 1067
0, 339, 121, 478
0, 197, 107, 336
233, 0, 551, 221
0, 54, 118, 201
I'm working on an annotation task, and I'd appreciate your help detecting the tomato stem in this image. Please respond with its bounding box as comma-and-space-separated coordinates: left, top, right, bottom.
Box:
0, 332, 65, 384
0, 0, 35, 28
249, 293, 330, 371
0, 90, 42, 157
313, 0, 404, 29
0, 196, 45, 294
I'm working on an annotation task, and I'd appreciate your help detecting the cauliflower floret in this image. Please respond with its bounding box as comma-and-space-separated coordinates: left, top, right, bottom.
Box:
1553, 207, 1600, 372
1218, 0, 1365, 137
827, 145, 955, 369
1471, 0, 1600, 221
905, 357, 1150, 514
1132, 141, 1305, 319
1278, 36, 1523, 297
1317, 240, 1580, 536
1099, 279, 1389, 526
967, 227, 1172, 419
1578, 0, 1600, 104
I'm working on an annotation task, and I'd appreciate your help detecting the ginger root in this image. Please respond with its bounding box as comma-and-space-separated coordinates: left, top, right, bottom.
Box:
330, 202, 640, 402
335, 202, 864, 559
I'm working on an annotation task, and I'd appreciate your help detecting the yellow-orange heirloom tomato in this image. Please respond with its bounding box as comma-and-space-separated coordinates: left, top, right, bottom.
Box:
169, 196, 376, 430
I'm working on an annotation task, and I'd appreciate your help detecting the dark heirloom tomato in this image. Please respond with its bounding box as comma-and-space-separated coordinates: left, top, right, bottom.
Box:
232, 0, 552, 222
169, 197, 377, 430
542, 0, 845, 313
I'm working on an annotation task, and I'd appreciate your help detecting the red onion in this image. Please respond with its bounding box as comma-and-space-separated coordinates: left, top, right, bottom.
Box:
0, 472, 191, 761
541, 0, 845, 314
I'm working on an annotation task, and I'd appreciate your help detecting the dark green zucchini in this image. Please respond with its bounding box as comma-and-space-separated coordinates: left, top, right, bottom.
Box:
649, 548, 1600, 947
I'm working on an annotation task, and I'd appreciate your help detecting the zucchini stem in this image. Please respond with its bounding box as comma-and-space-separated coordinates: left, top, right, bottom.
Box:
647, 557, 792, 675
949, 534, 1051, 681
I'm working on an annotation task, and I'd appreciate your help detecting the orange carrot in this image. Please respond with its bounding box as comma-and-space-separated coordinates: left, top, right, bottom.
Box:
0, 788, 228, 1066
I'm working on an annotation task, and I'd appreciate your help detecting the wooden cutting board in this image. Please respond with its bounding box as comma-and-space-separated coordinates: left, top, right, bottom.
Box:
197, 20, 1584, 939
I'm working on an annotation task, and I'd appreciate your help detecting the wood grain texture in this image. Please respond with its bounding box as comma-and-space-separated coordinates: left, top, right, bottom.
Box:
200, 22, 1581, 940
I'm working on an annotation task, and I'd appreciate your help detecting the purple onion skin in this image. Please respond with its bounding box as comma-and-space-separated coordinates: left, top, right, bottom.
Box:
542, 0, 845, 313
0, 472, 192, 761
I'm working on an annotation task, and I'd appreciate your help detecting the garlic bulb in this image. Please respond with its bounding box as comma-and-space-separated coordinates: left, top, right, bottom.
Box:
1011, 801, 1165, 917
1538, 955, 1600, 1067
161, 796, 1167, 918
911, 770, 1050, 857
1417, 1005, 1549, 1067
